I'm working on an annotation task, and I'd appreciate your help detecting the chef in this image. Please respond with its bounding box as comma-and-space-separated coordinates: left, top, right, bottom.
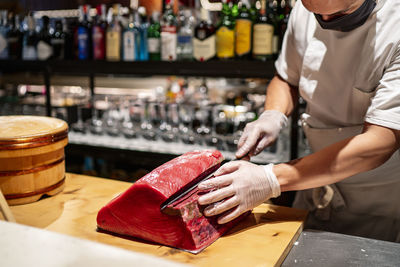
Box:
198, 0, 400, 242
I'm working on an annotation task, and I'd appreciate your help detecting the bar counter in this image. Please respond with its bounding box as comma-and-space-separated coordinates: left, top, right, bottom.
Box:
2, 173, 307, 267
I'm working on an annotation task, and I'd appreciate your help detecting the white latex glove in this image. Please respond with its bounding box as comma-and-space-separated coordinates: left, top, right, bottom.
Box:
236, 110, 288, 158
197, 161, 281, 224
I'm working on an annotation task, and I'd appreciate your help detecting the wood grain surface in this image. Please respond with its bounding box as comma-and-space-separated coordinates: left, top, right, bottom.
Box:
2, 173, 307, 267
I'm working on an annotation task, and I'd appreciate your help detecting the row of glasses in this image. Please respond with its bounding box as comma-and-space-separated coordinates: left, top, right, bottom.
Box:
70, 95, 260, 153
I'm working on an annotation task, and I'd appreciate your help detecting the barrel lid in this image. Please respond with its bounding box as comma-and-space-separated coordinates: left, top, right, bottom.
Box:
0, 116, 68, 150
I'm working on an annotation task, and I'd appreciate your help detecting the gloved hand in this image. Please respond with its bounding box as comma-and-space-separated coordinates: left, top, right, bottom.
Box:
197, 161, 281, 224
236, 110, 288, 158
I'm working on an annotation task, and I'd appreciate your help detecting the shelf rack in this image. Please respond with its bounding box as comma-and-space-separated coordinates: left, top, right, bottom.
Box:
0, 59, 298, 160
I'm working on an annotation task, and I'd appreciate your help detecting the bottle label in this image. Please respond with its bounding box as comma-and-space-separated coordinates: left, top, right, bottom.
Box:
193, 35, 216, 61
106, 30, 121, 61
253, 24, 273, 55
148, 38, 160, 53
123, 31, 135, 61
93, 26, 105, 59
37, 41, 53, 60
216, 26, 234, 58
23, 46, 37, 60
161, 26, 177, 61
235, 19, 252, 56
177, 35, 192, 45
0, 34, 8, 58
272, 35, 279, 54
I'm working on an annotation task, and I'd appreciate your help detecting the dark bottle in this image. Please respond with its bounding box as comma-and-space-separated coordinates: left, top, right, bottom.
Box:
160, 0, 178, 61
270, 0, 282, 58
235, 0, 252, 59
77, 5, 92, 60
147, 11, 161, 61
63, 19, 74, 60
249, 0, 259, 22
193, 8, 216, 62
216, 0, 235, 60
92, 4, 107, 60
7, 14, 23, 60
37, 16, 53, 60
51, 20, 65, 59
0, 10, 9, 59
279, 0, 292, 50
22, 13, 38, 60
252, 0, 274, 60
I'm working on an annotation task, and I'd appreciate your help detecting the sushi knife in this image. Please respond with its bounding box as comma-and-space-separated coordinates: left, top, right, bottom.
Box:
160, 154, 250, 215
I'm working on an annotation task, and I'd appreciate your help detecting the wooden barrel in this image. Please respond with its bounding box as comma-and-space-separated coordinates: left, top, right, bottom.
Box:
0, 116, 68, 205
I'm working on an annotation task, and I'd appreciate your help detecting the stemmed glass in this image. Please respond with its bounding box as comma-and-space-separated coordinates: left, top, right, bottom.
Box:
160, 103, 179, 142
103, 96, 122, 137
88, 95, 104, 135
141, 100, 158, 141
71, 104, 86, 133
178, 103, 196, 145
121, 98, 142, 139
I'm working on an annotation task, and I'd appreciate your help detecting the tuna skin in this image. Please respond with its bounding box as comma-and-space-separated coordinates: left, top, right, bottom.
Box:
97, 150, 249, 253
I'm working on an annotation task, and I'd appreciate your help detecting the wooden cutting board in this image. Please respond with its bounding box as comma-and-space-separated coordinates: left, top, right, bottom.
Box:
3, 173, 307, 267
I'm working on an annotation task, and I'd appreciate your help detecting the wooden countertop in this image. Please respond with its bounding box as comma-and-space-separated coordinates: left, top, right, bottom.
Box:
4, 173, 307, 267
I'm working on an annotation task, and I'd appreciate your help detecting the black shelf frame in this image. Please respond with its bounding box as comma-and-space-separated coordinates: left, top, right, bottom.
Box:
0, 59, 298, 159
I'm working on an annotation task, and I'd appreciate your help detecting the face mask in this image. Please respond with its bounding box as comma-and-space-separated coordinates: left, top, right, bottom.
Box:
314, 0, 376, 32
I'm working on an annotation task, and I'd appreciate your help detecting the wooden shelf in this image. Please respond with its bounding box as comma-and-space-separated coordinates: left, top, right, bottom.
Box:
0, 59, 275, 78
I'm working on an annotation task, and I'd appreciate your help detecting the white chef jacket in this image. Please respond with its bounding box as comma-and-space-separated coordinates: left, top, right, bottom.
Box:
275, 0, 400, 242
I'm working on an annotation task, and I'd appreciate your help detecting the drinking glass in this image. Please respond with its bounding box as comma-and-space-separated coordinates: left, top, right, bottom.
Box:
178, 103, 196, 145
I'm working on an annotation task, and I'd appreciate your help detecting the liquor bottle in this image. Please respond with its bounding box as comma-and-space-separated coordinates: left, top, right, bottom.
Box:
147, 11, 161, 61
37, 16, 53, 60
7, 14, 23, 60
161, 0, 178, 61
63, 19, 74, 60
279, 0, 292, 49
252, 0, 274, 60
177, 9, 194, 61
137, 6, 149, 61
77, 5, 92, 60
235, 0, 252, 59
231, 0, 240, 20
92, 4, 107, 60
0, 11, 9, 59
193, 8, 216, 62
22, 13, 38, 60
216, 0, 235, 60
51, 20, 65, 59
249, 0, 259, 22
106, 4, 122, 61
122, 11, 137, 61
270, 0, 281, 58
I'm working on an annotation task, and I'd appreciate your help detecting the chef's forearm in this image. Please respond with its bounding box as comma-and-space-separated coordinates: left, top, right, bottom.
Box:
274, 123, 400, 192
264, 75, 299, 117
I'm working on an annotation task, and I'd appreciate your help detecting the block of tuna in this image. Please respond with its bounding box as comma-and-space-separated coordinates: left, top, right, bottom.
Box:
96, 150, 249, 253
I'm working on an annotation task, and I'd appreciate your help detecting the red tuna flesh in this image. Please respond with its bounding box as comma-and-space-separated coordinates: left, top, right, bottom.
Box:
96, 150, 249, 253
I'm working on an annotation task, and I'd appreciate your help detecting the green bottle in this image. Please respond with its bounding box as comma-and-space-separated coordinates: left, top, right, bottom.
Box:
249, 0, 259, 22
231, 0, 240, 20
235, 0, 252, 59
252, 0, 274, 60
147, 11, 161, 61
216, 0, 235, 59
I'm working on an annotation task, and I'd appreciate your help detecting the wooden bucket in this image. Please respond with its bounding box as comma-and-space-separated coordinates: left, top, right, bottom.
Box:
0, 116, 68, 205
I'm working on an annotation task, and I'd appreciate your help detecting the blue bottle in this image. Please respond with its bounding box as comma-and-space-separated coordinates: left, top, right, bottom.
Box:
137, 7, 148, 61
77, 5, 92, 60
